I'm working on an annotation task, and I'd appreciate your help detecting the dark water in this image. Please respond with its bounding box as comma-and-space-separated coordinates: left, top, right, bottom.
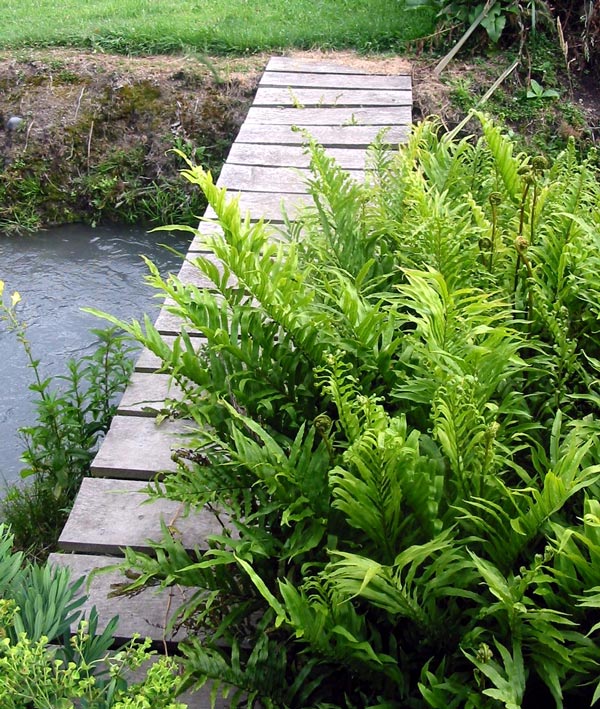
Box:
0, 224, 190, 485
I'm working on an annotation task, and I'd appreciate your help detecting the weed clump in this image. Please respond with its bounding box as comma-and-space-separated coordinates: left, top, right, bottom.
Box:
103, 117, 600, 707
0, 283, 133, 561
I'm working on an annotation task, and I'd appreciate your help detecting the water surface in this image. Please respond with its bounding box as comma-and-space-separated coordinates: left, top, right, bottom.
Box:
0, 223, 190, 485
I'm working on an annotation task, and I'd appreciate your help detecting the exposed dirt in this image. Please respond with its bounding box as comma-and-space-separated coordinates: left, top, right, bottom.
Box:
0, 50, 264, 155
0, 48, 598, 231
0, 50, 264, 230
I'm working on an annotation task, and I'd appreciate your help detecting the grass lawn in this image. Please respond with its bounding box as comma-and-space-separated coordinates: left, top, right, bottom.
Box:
0, 0, 434, 55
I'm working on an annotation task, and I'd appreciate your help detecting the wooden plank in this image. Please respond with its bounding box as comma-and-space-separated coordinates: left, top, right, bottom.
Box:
254, 87, 412, 108
245, 105, 412, 126
135, 335, 206, 373
218, 164, 308, 194
260, 70, 411, 90
187, 219, 224, 252
117, 372, 184, 416
153, 292, 236, 337
204, 191, 313, 223
177, 255, 234, 288
91, 416, 191, 480
58, 477, 228, 555
218, 163, 363, 194
48, 553, 189, 644
154, 301, 197, 336
266, 56, 404, 75
226, 142, 366, 169
235, 122, 409, 147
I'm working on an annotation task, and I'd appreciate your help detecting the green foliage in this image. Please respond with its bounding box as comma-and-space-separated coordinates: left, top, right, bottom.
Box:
102, 116, 600, 707
0, 1, 434, 55
0, 285, 134, 560
407, 0, 546, 45
0, 524, 186, 708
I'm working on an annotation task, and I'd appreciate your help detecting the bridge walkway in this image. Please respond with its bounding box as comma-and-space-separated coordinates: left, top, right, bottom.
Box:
49, 55, 412, 706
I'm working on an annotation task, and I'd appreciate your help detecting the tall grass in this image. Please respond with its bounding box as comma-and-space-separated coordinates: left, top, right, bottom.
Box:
0, 0, 434, 54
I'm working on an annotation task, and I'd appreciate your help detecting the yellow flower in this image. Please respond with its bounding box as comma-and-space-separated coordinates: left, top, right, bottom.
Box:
11, 291, 21, 306
0, 280, 4, 298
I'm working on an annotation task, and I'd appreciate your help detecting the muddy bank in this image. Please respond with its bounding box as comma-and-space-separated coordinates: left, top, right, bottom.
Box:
0, 51, 264, 232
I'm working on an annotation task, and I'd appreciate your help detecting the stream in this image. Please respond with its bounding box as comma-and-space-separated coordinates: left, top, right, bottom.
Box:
0, 223, 190, 486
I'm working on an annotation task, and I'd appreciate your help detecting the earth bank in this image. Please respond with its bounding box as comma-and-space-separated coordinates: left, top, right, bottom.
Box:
0, 51, 264, 233
1, 48, 598, 234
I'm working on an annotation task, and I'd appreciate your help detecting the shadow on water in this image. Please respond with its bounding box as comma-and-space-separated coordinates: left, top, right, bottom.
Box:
0, 223, 191, 485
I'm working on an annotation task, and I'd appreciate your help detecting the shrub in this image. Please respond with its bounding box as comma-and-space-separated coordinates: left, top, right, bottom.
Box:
0, 523, 186, 708
0, 283, 134, 560
101, 116, 600, 707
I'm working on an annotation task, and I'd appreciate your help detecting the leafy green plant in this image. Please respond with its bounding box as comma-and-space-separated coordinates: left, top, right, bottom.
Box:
0, 282, 134, 560
0, 524, 186, 708
97, 115, 600, 707
407, 0, 545, 45
526, 77, 560, 98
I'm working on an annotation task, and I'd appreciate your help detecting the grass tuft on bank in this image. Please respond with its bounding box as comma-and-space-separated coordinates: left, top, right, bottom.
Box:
0, 0, 435, 55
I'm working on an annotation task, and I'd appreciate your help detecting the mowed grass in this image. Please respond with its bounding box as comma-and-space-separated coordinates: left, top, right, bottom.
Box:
0, 0, 434, 54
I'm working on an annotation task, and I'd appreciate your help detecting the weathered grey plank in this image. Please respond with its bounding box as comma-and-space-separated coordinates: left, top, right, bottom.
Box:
154, 291, 235, 336
154, 301, 197, 336
254, 87, 412, 108
135, 336, 176, 373
58, 477, 227, 555
235, 122, 409, 146
218, 163, 363, 193
204, 191, 313, 222
260, 70, 411, 90
187, 219, 224, 252
135, 335, 207, 373
177, 255, 232, 288
245, 105, 412, 126
226, 142, 366, 169
117, 372, 184, 416
48, 553, 189, 643
91, 416, 191, 479
266, 56, 402, 75
218, 163, 307, 194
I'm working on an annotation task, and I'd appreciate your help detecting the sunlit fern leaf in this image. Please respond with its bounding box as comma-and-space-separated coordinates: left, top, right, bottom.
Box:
478, 112, 525, 202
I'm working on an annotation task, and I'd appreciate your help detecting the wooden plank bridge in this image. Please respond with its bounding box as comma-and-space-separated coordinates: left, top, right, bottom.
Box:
49, 55, 412, 705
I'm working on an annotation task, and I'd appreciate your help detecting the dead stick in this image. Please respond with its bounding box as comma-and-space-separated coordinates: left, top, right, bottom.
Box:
448, 58, 520, 140
86, 120, 94, 169
24, 120, 35, 152
74, 86, 85, 121
434, 0, 497, 76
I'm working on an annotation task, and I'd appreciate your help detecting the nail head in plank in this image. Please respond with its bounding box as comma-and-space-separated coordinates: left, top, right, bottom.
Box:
48, 552, 189, 643
59, 477, 227, 555
245, 106, 412, 126
253, 87, 412, 108
260, 71, 411, 90
91, 416, 191, 479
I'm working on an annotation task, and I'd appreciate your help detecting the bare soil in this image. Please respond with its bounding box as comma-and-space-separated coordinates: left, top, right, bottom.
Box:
0, 48, 598, 231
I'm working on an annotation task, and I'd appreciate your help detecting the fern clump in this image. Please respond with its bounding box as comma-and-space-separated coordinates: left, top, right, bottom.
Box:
107, 115, 600, 708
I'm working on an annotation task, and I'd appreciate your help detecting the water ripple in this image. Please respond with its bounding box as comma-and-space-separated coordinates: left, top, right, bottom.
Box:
0, 223, 190, 485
